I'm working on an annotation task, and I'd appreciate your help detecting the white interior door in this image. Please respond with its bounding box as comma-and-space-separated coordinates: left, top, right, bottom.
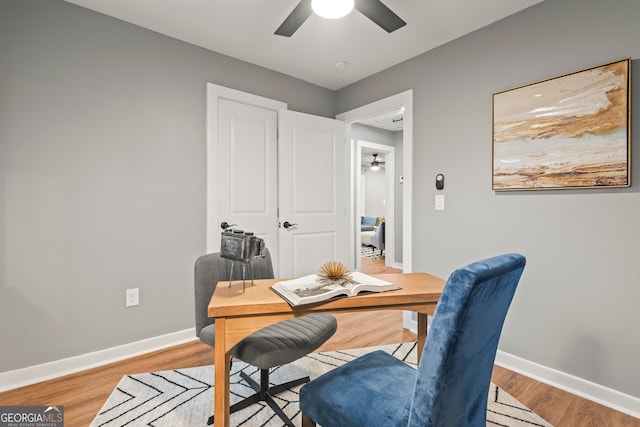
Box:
277, 110, 347, 278
207, 84, 349, 278
216, 99, 279, 255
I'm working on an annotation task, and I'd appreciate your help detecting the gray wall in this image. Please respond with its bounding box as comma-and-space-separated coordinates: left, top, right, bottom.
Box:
0, 0, 333, 372
361, 167, 385, 218
336, 0, 640, 398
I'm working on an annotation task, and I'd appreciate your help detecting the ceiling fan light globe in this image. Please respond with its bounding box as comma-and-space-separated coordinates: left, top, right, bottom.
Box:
311, 0, 354, 19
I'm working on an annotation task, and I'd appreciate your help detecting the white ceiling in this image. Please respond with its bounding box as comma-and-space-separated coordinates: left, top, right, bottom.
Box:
360, 107, 405, 132
64, 0, 542, 90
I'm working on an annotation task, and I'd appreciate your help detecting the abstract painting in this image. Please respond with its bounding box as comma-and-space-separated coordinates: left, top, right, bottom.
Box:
492, 59, 630, 190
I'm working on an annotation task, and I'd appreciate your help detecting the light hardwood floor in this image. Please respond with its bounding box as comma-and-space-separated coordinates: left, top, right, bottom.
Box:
0, 256, 637, 426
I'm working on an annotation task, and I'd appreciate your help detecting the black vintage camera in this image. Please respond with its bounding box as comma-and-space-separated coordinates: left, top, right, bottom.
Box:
220, 229, 266, 292
220, 229, 265, 263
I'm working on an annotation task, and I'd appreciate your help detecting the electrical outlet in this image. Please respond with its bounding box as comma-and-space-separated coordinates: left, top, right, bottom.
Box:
126, 288, 139, 307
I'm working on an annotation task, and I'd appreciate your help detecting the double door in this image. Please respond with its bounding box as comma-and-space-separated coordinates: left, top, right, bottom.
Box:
209, 89, 347, 278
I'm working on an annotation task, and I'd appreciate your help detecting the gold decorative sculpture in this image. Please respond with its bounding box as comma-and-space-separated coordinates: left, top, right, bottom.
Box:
316, 261, 352, 286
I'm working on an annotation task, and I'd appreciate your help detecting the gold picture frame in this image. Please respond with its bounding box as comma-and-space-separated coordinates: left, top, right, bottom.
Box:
492, 58, 631, 191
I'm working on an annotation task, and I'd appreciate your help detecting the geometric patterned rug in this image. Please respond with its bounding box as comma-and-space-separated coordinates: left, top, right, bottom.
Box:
361, 245, 384, 259
90, 343, 553, 427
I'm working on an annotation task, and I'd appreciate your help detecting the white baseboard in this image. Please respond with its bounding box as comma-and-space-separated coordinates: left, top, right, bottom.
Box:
396, 325, 640, 418
495, 350, 640, 419
0, 328, 197, 392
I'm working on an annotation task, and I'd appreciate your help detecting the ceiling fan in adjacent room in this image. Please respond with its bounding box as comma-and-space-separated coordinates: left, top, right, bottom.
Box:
370, 154, 385, 171
275, 0, 406, 37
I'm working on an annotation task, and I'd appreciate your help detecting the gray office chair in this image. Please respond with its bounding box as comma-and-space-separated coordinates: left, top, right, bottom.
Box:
194, 249, 337, 426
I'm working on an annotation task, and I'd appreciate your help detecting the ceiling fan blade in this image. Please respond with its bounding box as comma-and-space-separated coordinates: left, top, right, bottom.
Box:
355, 0, 406, 33
274, 0, 313, 37
371, 154, 386, 164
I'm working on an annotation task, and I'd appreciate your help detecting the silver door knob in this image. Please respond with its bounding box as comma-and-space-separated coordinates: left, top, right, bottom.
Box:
221, 221, 237, 230
283, 221, 298, 229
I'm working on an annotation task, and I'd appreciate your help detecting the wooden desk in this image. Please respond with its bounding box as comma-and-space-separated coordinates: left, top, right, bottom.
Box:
208, 272, 445, 427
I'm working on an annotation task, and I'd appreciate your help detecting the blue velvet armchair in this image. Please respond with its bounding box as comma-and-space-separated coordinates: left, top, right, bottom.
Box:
299, 253, 526, 427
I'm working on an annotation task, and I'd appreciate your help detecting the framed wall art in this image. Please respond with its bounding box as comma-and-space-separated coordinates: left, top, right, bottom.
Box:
492, 58, 631, 191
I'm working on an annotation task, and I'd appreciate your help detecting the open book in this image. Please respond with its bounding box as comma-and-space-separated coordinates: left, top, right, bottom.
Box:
271, 271, 400, 307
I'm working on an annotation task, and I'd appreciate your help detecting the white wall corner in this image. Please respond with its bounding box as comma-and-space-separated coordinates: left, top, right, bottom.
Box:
495, 350, 640, 419
0, 328, 197, 392
402, 310, 417, 333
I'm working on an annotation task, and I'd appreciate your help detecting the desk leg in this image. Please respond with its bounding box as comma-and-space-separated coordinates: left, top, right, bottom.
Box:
417, 312, 428, 362
214, 318, 230, 427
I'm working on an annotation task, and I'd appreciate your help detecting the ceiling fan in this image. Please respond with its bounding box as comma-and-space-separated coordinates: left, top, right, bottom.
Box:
370, 153, 385, 171
275, 0, 406, 37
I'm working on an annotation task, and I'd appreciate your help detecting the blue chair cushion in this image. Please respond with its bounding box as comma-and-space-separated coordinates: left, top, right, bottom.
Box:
299, 350, 415, 427
361, 216, 378, 231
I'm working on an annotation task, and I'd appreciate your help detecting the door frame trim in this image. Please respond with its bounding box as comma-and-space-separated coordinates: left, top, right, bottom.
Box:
205, 84, 287, 253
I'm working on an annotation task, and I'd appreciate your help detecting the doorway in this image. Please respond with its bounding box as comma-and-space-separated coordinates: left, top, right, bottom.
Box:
336, 90, 413, 274
338, 90, 416, 332
357, 142, 395, 271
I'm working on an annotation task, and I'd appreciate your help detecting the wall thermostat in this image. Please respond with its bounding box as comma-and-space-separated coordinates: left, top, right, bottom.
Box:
435, 174, 445, 190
